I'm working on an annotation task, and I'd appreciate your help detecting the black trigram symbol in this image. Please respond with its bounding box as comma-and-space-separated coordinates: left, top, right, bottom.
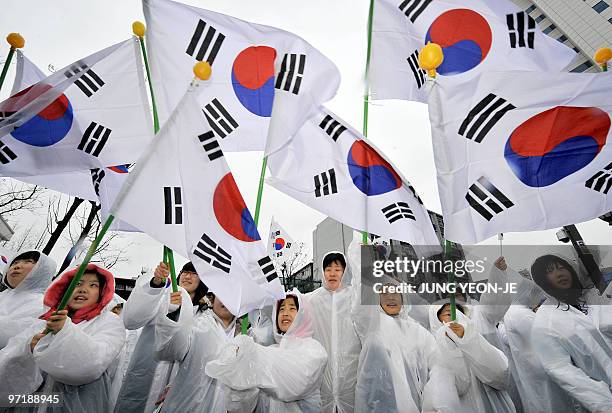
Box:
600, 211, 612, 225
319, 114, 347, 142
198, 131, 223, 161
507, 12, 536, 49
64, 64, 105, 98
459, 94, 516, 143
585, 162, 612, 195
186, 19, 225, 65
314, 168, 338, 198
0, 140, 17, 165
398, 0, 433, 23
0, 111, 15, 123
193, 233, 231, 274
163, 186, 183, 225
406, 182, 424, 205
382, 202, 415, 224
90, 168, 105, 197
407, 50, 426, 88
257, 256, 278, 282
78, 122, 112, 157
275, 53, 305, 95
466, 177, 514, 221
203, 99, 238, 139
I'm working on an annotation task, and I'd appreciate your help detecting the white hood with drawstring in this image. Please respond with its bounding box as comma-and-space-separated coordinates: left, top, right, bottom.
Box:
421, 300, 515, 413
0, 250, 56, 349
206, 289, 328, 413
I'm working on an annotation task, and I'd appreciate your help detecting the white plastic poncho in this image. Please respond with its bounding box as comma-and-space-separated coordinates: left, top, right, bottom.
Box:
114, 273, 177, 413
152, 287, 237, 413
532, 289, 612, 412
422, 301, 516, 413
304, 250, 360, 413
0, 268, 125, 412
206, 289, 328, 413
0, 250, 56, 349
346, 232, 437, 413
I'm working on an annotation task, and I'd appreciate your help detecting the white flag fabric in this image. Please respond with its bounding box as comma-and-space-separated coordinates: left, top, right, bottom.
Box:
144, 0, 340, 153
267, 217, 298, 267
370, 0, 576, 103
267, 106, 440, 246
8, 51, 139, 232
0, 38, 152, 177
112, 81, 284, 315
428, 71, 612, 244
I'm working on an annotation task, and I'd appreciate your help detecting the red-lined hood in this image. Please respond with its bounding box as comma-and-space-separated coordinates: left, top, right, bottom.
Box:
40, 264, 115, 324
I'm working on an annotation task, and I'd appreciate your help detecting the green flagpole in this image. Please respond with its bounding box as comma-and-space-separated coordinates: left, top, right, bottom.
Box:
133, 21, 178, 292
0, 33, 25, 93
418, 42, 456, 320
361, 0, 375, 245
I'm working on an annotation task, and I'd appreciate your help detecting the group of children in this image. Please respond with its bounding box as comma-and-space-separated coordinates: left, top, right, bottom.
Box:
0, 231, 610, 412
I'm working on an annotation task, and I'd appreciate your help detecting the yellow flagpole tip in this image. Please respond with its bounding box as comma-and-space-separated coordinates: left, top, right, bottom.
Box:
193, 61, 212, 80
7, 33, 25, 49
132, 21, 146, 37
594, 47, 612, 64
419, 42, 444, 77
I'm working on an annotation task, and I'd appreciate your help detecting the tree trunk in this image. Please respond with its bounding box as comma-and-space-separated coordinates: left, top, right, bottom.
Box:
42, 197, 84, 255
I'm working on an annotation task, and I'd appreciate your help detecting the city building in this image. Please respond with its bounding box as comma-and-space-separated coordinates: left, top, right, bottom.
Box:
511, 0, 612, 72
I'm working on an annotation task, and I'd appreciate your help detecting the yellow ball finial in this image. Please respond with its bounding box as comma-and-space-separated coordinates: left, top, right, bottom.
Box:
594, 47, 612, 65
132, 21, 146, 38
419, 42, 444, 78
193, 61, 212, 80
7, 33, 25, 49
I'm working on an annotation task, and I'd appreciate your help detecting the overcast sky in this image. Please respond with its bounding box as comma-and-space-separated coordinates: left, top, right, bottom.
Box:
0, 0, 609, 277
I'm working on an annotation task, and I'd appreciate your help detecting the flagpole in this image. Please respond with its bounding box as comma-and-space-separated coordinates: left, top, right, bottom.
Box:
418, 42, 458, 320
133, 21, 178, 291
594, 47, 611, 72
0, 33, 25, 93
361, 0, 375, 245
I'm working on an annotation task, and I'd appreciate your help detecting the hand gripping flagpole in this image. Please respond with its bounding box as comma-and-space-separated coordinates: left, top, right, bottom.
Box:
361, 0, 375, 245
418, 42, 459, 321
133, 21, 179, 292
594, 47, 612, 72
0, 33, 25, 93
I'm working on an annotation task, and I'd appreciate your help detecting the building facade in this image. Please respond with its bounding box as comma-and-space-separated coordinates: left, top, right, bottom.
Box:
511, 0, 612, 72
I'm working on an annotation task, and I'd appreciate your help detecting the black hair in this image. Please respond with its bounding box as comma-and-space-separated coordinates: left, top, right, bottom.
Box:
323, 252, 346, 270
531, 255, 587, 314
83, 270, 107, 303
11, 251, 40, 265
167, 265, 209, 320
436, 302, 466, 320
276, 295, 299, 334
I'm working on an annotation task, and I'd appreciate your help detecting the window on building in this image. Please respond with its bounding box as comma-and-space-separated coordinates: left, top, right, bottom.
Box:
543, 24, 556, 34
526, 5, 537, 14
535, 14, 546, 23
557, 34, 568, 43
570, 61, 594, 73
593, 1, 610, 13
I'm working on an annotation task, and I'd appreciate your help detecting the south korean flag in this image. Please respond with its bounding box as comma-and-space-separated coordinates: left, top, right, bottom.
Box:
0, 38, 152, 177
428, 71, 612, 244
112, 82, 284, 316
370, 0, 576, 103
144, 0, 340, 153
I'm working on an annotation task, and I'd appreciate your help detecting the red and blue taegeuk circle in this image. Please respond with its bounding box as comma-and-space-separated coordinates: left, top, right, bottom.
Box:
425, 9, 492, 76
504, 106, 610, 187
274, 237, 285, 250
7, 84, 73, 147
213, 172, 261, 242
231, 46, 276, 117
347, 140, 402, 196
